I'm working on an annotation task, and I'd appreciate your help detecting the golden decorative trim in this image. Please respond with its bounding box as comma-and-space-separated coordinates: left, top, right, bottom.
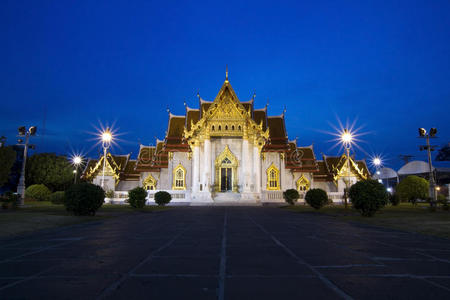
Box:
172, 164, 186, 190
143, 174, 157, 190
296, 174, 310, 191
266, 163, 280, 191
214, 145, 239, 192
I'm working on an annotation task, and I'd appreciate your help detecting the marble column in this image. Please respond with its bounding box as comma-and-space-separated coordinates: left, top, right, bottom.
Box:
280, 153, 286, 191
202, 138, 211, 191
253, 145, 261, 193
242, 138, 251, 192
192, 143, 200, 192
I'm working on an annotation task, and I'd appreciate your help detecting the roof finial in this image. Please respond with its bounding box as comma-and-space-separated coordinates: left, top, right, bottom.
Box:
197, 91, 200, 100
225, 65, 228, 81
252, 92, 256, 100
265, 99, 269, 109
166, 107, 170, 116
283, 105, 287, 116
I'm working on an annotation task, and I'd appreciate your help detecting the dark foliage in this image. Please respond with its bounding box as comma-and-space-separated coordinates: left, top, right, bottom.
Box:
154, 191, 171, 206
25, 184, 51, 201
0, 146, 16, 188
128, 187, 147, 208
283, 189, 300, 205
64, 183, 104, 216
396, 175, 428, 204
26, 153, 73, 191
349, 180, 389, 217
305, 188, 328, 210
49, 191, 65, 204
436, 144, 450, 161
389, 193, 400, 206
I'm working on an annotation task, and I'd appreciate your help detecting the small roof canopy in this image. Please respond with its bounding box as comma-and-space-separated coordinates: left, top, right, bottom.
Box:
373, 167, 398, 179
398, 160, 434, 175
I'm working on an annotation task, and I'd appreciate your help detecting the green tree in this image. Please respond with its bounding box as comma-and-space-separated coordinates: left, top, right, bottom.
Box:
26, 153, 73, 191
396, 175, 429, 204
349, 180, 389, 217
0, 146, 16, 188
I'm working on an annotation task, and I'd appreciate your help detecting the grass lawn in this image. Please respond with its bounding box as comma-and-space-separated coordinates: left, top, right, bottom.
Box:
0, 201, 170, 238
286, 203, 450, 239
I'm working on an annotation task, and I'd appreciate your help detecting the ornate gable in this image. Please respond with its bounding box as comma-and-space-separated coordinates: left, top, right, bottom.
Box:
184, 78, 269, 149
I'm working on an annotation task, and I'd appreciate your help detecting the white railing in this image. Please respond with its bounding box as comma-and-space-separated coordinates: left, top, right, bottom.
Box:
327, 192, 344, 203
147, 190, 190, 202
263, 191, 284, 202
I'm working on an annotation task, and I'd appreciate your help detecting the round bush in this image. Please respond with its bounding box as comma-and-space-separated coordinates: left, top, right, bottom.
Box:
64, 183, 105, 216
389, 193, 400, 206
49, 191, 65, 204
349, 179, 389, 217
154, 191, 171, 206
25, 184, 51, 201
305, 188, 328, 210
128, 187, 147, 208
396, 175, 428, 204
283, 189, 300, 205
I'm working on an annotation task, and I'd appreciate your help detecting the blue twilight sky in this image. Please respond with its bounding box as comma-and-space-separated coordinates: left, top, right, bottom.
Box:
1, 0, 449, 170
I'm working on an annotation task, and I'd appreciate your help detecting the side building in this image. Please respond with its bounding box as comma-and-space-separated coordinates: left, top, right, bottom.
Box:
82, 75, 370, 204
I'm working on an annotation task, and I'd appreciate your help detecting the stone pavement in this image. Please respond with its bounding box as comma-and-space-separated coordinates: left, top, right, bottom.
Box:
0, 207, 450, 299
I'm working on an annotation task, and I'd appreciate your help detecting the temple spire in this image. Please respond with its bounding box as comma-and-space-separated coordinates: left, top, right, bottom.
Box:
225, 65, 229, 82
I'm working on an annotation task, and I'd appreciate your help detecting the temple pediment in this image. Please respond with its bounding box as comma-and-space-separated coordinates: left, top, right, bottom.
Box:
184, 79, 269, 145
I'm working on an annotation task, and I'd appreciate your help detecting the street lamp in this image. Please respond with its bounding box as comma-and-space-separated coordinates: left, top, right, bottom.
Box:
341, 129, 353, 208
72, 155, 83, 184
101, 128, 113, 189
418, 127, 438, 204
16, 126, 37, 206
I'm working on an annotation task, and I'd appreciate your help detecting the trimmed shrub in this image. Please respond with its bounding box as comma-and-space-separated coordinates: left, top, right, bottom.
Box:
283, 189, 300, 205
389, 193, 400, 206
25, 184, 51, 201
64, 183, 104, 216
128, 187, 147, 208
396, 175, 428, 204
305, 188, 328, 210
154, 191, 171, 206
349, 180, 389, 217
49, 191, 65, 204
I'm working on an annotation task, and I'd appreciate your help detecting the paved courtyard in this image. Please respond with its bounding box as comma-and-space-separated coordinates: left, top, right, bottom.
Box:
1, 207, 450, 299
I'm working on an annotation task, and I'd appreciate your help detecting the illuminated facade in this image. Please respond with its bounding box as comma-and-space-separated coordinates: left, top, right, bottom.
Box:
83, 74, 370, 204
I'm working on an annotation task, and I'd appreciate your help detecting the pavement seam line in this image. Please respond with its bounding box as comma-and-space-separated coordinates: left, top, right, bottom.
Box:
218, 210, 227, 300
247, 214, 353, 300
0, 265, 58, 292
96, 225, 190, 299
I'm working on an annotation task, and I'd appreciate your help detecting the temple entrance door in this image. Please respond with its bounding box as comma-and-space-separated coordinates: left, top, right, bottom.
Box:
220, 167, 232, 192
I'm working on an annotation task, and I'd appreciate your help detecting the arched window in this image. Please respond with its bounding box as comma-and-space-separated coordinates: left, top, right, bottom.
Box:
296, 175, 310, 192
225, 125, 228, 130
266, 163, 280, 190
172, 164, 186, 190
212, 125, 215, 131
143, 174, 157, 191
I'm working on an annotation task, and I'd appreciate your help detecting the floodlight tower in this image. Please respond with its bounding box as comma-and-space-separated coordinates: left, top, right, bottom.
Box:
418, 127, 438, 203
101, 128, 112, 189
16, 126, 37, 206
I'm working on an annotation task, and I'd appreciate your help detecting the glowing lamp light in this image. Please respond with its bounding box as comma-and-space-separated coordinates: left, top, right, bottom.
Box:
373, 157, 381, 166
341, 129, 352, 144
387, 187, 392, 193
73, 156, 82, 165
73, 170, 77, 174
102, 130, 112, 143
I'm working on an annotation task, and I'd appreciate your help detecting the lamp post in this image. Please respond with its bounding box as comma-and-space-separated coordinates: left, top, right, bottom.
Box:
101, 128, 112, 189
16, 126, 37, 206
418, 127, 438, 203
341, 129, 352, 208
72, 155, 83, 184
373, 157, 382, 183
